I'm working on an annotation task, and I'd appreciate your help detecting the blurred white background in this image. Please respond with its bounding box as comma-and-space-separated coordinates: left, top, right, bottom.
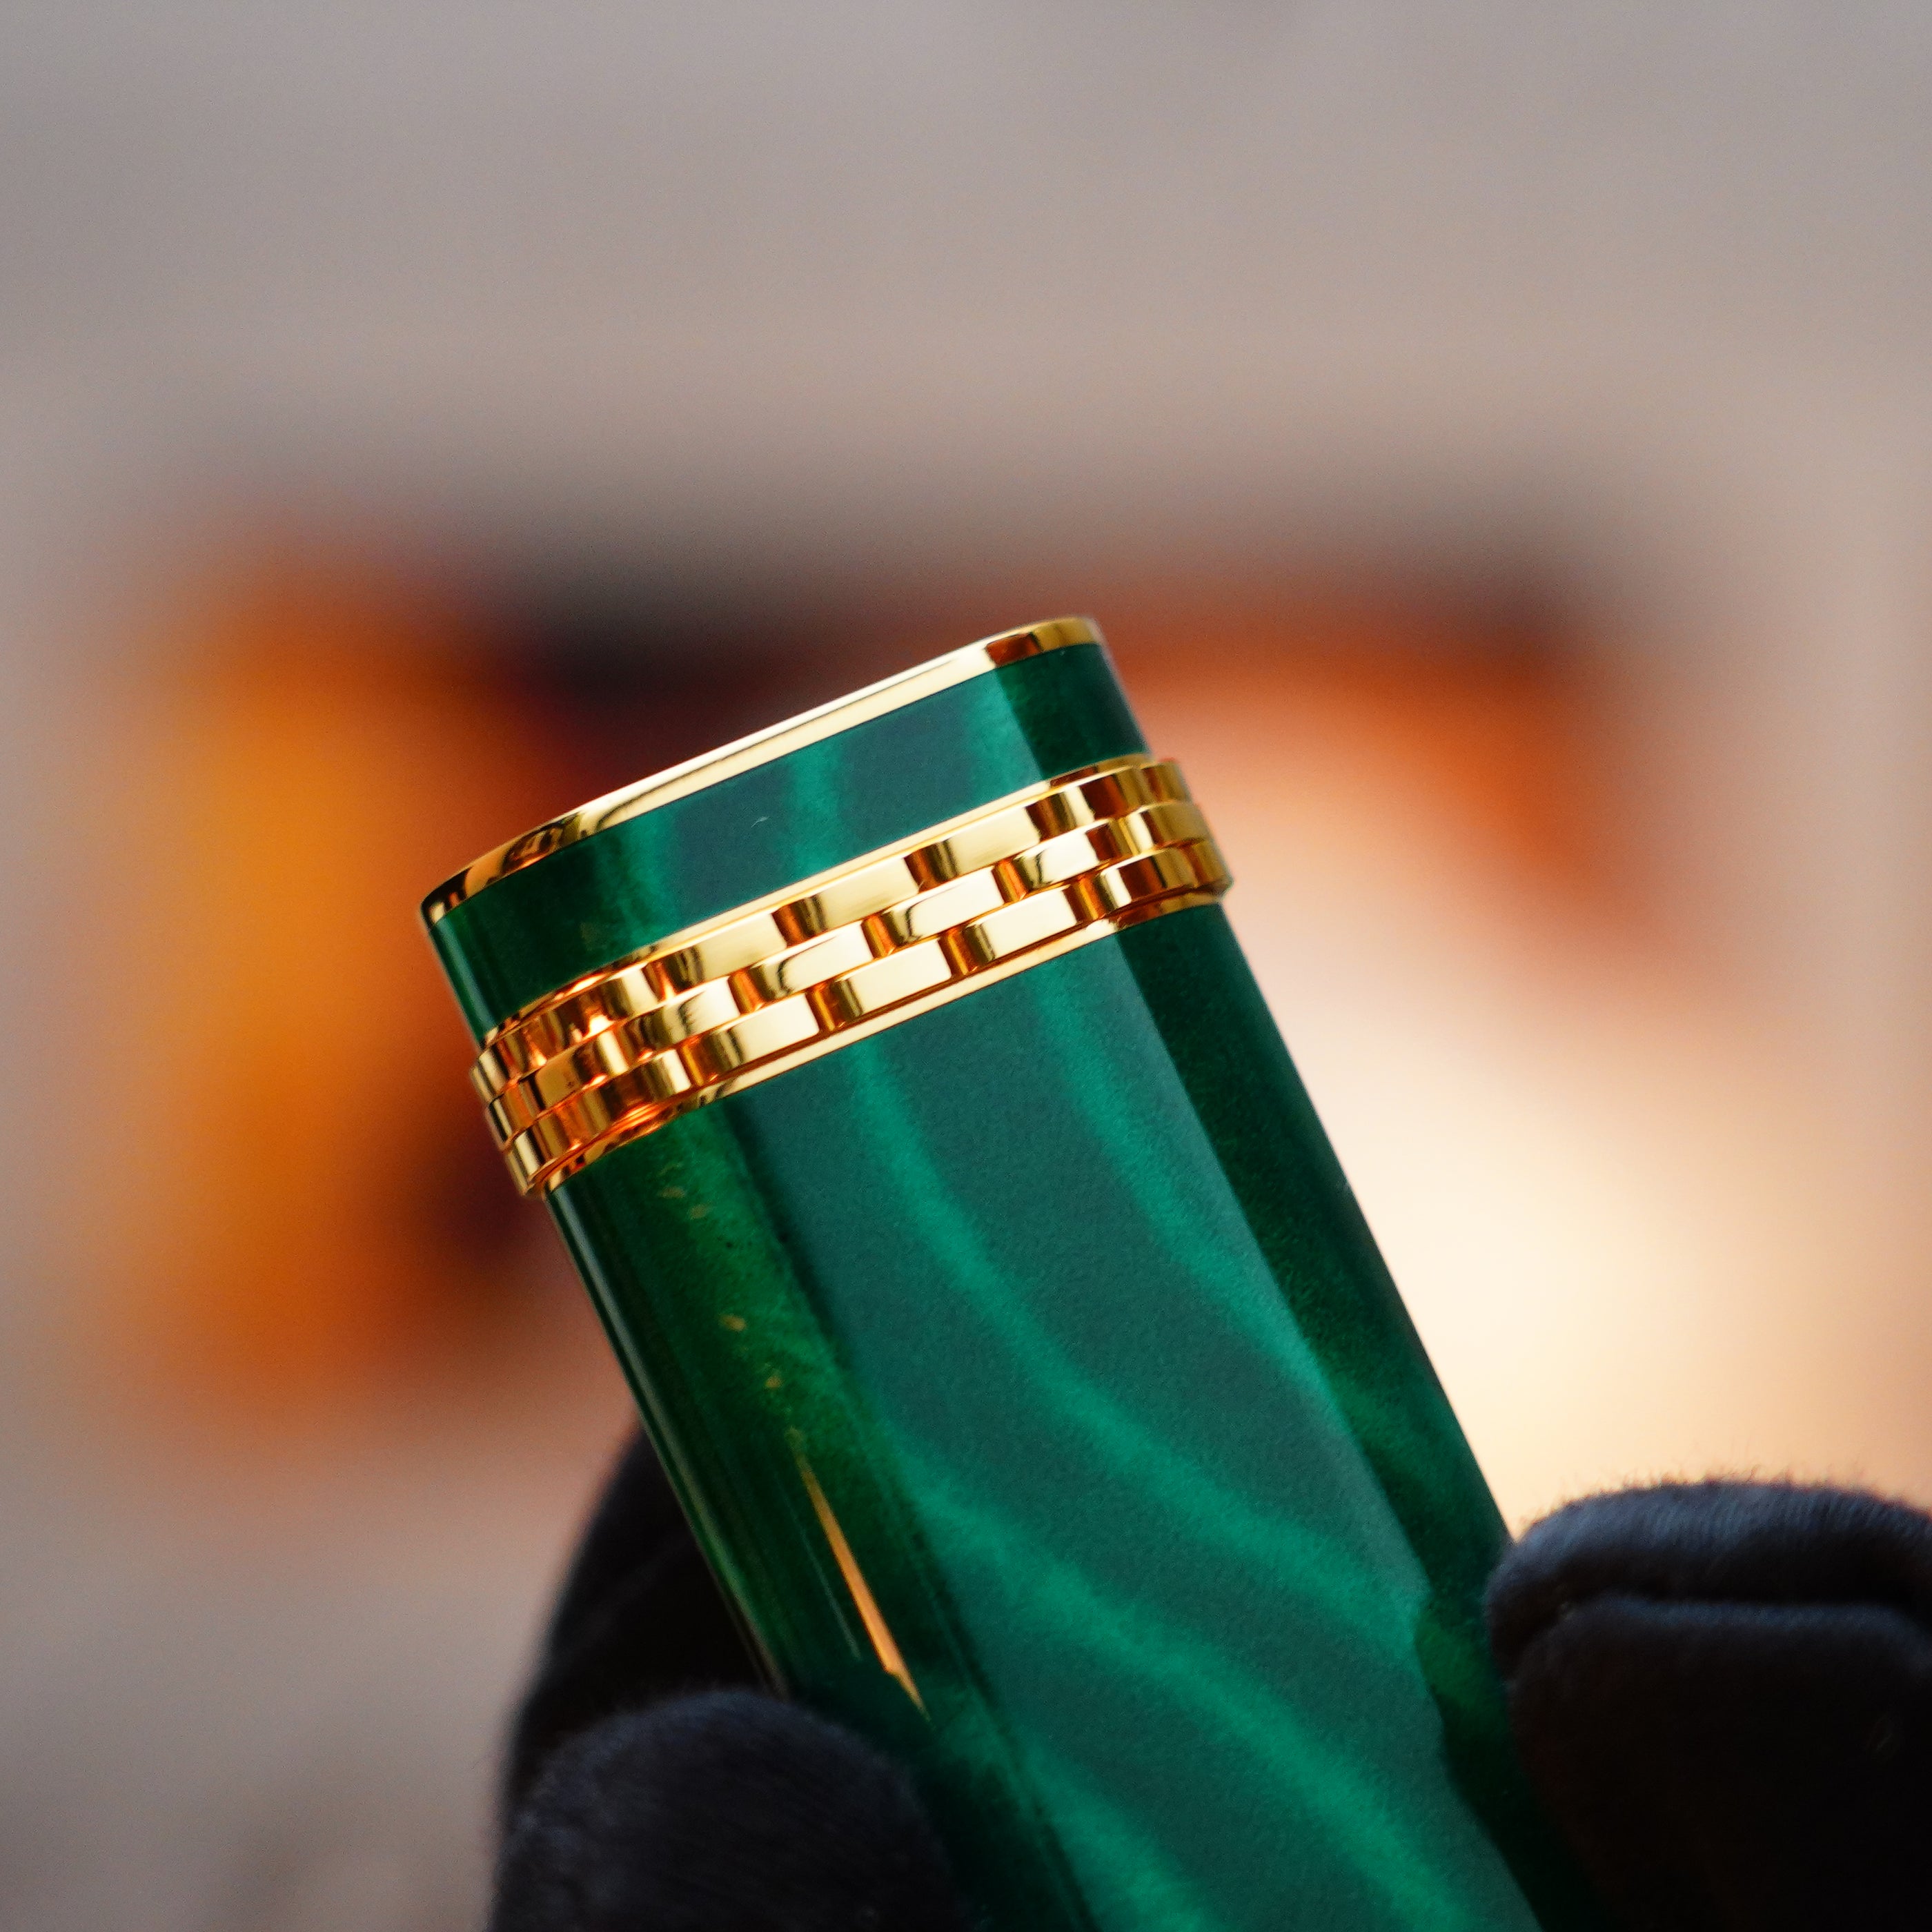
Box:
3, 6, 1931, 1926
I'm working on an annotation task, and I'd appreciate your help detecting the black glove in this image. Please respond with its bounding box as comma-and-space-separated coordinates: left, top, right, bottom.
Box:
492, 1434, 963, 1932
492, 1434, 1932, 1932
1487, 1479, 1932, 1930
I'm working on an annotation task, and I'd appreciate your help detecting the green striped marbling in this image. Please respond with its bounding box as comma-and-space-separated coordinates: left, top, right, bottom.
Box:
427, 642, 1602, 1931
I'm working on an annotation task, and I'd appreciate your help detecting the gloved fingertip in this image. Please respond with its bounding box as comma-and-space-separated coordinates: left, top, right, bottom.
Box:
492, 1690, 967, 1932
1486, 1479, 1932, 1931
1486, 1478, 1932, 1676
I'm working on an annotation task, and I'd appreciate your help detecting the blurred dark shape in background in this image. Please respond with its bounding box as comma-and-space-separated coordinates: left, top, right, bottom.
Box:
2, 6, 1929, 1928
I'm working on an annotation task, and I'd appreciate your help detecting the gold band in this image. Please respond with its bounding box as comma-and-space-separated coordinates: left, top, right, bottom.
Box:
473, 756, 1230, 1194
424, 616, 1103, 923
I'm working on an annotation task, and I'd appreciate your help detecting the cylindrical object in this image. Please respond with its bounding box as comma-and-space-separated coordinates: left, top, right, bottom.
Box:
423, 619, 1597, 1932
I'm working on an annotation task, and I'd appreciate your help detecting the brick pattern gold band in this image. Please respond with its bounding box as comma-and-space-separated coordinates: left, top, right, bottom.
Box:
473, 756, 1230, 1194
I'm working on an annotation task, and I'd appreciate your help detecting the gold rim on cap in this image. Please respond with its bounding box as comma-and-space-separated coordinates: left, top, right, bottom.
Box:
471, 755, 1229, 1194
422, 615, 1104, 924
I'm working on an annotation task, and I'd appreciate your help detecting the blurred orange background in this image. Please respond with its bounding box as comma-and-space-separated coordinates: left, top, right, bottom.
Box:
6, 8, 1932, 1929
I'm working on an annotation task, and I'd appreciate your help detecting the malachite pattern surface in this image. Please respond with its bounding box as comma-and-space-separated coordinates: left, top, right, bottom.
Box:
427, 640, 1602, 1931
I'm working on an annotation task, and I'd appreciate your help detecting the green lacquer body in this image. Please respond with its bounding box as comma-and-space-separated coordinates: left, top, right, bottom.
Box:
424, 627, 1598, 1932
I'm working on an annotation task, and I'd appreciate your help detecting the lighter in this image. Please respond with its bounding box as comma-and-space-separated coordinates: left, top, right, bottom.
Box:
422, 618, 1598, 1932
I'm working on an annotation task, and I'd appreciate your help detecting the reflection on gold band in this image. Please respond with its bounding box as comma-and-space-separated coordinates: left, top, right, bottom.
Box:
423, 615, 1103, 922
473, 756, 1230, 1194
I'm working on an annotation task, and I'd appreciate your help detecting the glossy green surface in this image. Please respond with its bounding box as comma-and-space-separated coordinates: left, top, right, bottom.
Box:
549, 916, 1597, 1931
431, 643, 1142, 1038
427, 642, 1601, 1930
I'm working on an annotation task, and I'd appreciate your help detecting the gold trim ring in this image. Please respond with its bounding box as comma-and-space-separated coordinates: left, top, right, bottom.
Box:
426, 616, 1101, 922
473, 755, 1230, 1194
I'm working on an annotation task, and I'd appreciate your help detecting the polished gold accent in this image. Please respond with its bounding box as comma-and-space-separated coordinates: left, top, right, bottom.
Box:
796, 1457, 926, 1713
471, 754, 1229, 1194
422, 615, 1104, 923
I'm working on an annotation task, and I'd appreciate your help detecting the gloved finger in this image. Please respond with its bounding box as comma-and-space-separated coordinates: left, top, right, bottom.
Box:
506, 1432, 759, 1818
491, 1689, 969, 1932
1487, 1481, 1932, 1932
